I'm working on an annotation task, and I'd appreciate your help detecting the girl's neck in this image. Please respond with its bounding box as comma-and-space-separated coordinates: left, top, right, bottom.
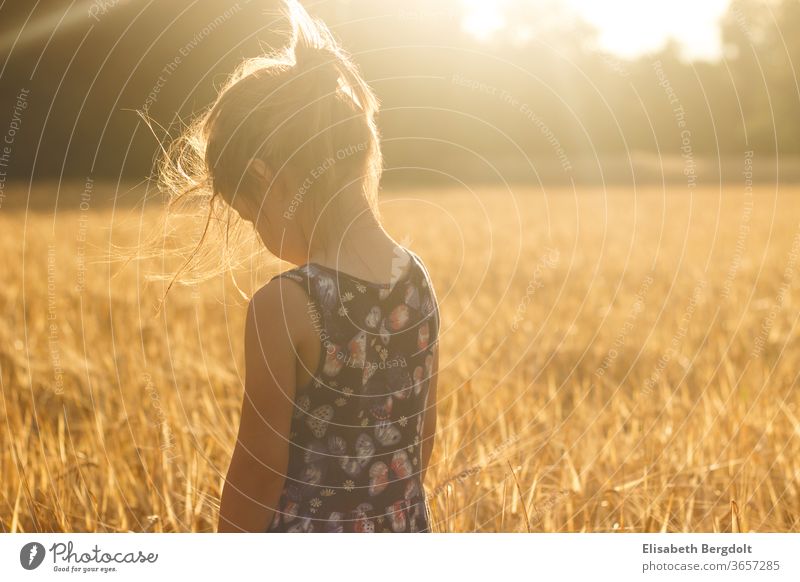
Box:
307, 214, 406, 286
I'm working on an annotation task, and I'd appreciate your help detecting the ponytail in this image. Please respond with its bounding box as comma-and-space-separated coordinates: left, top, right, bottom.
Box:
284, 0, 383, 222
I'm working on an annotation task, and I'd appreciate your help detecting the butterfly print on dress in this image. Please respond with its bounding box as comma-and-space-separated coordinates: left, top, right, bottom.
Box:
266, 249, 439, 533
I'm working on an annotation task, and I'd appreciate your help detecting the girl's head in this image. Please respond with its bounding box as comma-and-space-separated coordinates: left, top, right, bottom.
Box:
160, 0, 382, 267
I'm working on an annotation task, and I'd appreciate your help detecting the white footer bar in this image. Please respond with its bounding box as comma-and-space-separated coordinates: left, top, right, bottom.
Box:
2, 533, 798, 581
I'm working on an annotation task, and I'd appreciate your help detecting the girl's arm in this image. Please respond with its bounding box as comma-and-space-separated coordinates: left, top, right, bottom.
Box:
217, 278, 306, 532
419, 342, 439, 487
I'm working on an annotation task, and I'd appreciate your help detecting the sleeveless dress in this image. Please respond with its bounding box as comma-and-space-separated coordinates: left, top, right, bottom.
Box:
266, 248, 440, 533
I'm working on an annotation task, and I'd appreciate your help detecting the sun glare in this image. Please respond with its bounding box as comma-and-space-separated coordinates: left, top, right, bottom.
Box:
460, 0, 732, 60
460, 0, 507, 43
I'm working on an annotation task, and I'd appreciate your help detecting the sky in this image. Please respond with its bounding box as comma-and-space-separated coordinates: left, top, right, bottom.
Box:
0, 0, 735, 63
460, 0, 733, 61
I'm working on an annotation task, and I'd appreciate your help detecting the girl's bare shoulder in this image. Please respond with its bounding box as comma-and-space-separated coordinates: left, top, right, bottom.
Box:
248, 270, 314, 345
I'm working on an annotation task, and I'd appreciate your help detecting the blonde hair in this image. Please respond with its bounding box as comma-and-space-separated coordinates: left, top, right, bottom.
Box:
155, 0, 382, 294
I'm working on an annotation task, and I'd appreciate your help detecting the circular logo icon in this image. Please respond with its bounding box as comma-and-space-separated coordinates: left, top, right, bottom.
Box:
20, 542, 46, 570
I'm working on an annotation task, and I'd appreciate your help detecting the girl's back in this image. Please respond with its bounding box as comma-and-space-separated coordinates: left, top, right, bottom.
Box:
268, 248, 439, 533
156, 0, 441, 532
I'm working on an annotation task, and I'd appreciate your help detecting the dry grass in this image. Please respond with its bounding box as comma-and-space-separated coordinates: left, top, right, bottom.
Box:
2, 183, 799, 532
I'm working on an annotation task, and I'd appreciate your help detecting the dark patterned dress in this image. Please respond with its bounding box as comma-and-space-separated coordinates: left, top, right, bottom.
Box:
266, 248, 440, 533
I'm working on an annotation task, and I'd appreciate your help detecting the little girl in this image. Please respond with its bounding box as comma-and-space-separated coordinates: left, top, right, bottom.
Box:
162, 1, 440, 532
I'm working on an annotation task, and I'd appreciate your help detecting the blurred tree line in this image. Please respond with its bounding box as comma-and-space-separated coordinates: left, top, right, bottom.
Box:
0, 0, 797, 194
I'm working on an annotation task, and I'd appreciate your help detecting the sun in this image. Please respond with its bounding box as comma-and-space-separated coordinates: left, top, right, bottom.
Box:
561, 0, 730, 60
459, 0, 731, 61
459, 0, 507, 43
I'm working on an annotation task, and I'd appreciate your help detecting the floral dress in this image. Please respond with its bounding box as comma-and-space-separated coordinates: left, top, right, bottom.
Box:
266, 248, 440, 533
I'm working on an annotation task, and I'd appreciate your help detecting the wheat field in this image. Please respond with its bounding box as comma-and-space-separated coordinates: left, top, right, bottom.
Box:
2, 183, 799, 532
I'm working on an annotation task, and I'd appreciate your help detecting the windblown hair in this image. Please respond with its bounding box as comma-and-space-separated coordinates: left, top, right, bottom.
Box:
154, 0, 382, 295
